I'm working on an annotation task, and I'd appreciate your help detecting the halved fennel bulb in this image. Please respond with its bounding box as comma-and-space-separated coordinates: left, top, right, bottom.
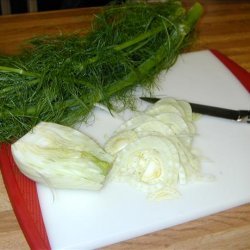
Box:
105, 97, 201, 199
11, 122, 113, 190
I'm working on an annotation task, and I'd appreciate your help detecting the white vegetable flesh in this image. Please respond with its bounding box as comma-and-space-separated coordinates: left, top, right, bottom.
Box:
104, 130, 138, 156
116, 113, 155, 132
105, 97, 201, 200
11, 98, 201, 198
11, 122, 113, 190
109, 135, 181, 186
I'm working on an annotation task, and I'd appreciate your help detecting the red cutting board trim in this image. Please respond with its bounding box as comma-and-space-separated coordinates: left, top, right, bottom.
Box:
0, 49, 249, 250
0, 144, 51, 250
210, 49, 250, 92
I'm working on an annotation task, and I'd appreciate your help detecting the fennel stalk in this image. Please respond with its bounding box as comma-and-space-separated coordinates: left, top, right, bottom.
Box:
0, 1, 203, 143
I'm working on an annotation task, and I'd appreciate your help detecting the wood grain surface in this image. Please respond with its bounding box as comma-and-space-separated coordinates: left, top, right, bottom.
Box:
0, 1, 250, 249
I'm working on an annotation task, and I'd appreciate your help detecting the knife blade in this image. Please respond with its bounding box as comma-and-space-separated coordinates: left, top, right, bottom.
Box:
140, 97, 250, 123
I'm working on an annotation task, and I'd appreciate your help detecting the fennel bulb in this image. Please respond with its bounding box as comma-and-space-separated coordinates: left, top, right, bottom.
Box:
11, 122, 113, 190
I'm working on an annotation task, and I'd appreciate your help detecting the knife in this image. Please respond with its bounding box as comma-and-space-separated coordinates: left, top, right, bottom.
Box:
140, 97, 250, 123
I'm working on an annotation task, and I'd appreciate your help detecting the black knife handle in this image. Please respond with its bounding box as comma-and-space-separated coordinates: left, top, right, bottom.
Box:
140, 97, 250, 123
190, 103, 238, 120
185, 103, 250, 123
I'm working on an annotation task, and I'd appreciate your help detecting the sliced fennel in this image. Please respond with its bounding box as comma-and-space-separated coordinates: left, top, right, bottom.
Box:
178, 100, 193, 121
155, 112, 195, 146
104, 130, 138, 156
146, 101, 183, 117
109, 135, 181, 185
116, 113, 155, 133
105, 97, 202, 200
11, 122, 113, 190
134, 120, 174, 137
147, 97, 193, 121
155, 112, 191, 135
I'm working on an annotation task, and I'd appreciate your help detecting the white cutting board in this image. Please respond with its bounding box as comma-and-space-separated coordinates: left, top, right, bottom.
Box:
37, 50, 250, 250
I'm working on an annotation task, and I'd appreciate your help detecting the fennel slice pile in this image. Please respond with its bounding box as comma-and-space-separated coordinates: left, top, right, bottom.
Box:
105, 98, 203, 200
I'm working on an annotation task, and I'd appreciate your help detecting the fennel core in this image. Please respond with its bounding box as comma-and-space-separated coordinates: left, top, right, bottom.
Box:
0, 1, 203, 143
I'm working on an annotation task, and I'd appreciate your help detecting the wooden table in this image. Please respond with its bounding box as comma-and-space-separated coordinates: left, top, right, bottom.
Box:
0, 1, 250, 249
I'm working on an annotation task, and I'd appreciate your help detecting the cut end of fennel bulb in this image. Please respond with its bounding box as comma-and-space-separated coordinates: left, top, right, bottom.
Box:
11, 122, 113, 190
105, 97, 203, 200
